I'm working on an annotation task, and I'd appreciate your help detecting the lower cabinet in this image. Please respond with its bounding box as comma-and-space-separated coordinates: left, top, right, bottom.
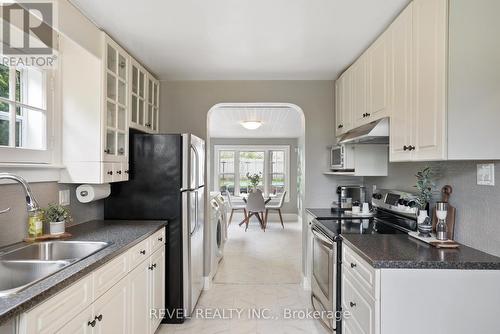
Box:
19, 228, 166, 334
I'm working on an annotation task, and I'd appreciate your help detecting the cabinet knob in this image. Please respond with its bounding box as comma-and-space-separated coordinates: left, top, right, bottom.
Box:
107, 171, 113, 175
149, 265, 154, 270
88, 320, 97, 327
409, 145, 415, 151
117, 170, 122, 175
366, 113, 370, 117
104, 149, 111, 154
95, 314, 103, 322
349, 301, 357, 308
350, 262, 357, 268
338, 124, 343, 129
153, 263, 157, 268
124, 170, 129, 174
158, 237, 163, 242
403, 145, 409, 151
140, 249, 146, 255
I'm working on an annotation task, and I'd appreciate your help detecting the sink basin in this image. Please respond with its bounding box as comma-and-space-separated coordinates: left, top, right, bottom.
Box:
0, 260, 70, 296
0, 241, 111, 296
0, 241, 111, 262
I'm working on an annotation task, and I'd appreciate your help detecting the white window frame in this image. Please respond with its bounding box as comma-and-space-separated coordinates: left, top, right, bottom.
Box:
0, 67, 56, 165
214, 145, 290, 202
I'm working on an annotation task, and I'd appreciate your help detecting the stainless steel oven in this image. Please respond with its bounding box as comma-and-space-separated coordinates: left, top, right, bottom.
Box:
311, 224, 336, 332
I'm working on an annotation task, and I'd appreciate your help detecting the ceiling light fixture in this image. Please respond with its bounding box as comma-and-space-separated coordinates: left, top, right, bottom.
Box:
240, 121, 262, 130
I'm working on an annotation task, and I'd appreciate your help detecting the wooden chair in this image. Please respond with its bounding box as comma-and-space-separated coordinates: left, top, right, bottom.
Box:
225, 191, 247, 225
265, 191, 287, 229
239, 189, 266, 231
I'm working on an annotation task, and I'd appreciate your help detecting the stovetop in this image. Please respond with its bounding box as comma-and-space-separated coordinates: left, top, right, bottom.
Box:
314, 218, 407, 240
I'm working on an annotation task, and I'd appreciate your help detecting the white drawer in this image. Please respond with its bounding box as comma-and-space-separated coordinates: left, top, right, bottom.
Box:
20, 275, 93, 334
128, 237, 150, 270
150, 228, 165, 252
342, 269, 376, 334
92, 253, 128, 298
343, 245, 376, 295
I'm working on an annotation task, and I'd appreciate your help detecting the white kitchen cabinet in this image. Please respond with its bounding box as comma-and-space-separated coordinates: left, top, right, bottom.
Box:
411, 0, 447, 161
130, 62, 160, 133
128, 260, 150, 334
341, 243, 500, 334
19, 228, 166, 334
335, 72, 351, 136
388, 3, 413, 161
59, 33, 130, 183
350, 56, 368, 128
367, 31, 391, 122
150, 248, 165, 332
93, 278, 129, 334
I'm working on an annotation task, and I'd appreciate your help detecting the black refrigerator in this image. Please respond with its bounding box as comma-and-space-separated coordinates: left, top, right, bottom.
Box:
104, 132, 205, 323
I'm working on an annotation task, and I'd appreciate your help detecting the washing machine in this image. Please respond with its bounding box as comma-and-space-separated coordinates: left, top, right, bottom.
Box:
213, 193, 228, 241
209, 197, 225, 277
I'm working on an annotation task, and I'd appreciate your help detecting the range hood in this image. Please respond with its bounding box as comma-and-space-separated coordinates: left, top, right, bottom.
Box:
338, 118, 389, 144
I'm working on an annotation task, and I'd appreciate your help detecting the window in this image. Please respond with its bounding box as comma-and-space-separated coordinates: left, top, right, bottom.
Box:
0, 64, 52, 163
215, 145, 290, 201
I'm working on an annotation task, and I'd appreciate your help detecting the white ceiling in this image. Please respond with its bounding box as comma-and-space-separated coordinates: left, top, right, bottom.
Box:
69, 0, 410, 80
208, 106, 303, 138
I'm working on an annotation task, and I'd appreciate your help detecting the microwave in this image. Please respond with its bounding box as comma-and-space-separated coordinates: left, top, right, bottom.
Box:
330, 144, 355, 170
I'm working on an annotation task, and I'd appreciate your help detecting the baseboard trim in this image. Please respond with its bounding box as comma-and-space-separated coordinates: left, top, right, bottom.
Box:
203, 271, 215, 290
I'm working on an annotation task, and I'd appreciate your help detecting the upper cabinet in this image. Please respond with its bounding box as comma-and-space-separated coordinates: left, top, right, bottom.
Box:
336, 0, 500, 162
130, 61, 160, 133
335, 71, 352, 136
60, 29, 160, 183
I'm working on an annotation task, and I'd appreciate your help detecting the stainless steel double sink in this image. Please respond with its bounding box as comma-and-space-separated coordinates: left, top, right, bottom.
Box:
0, 241, 111, 296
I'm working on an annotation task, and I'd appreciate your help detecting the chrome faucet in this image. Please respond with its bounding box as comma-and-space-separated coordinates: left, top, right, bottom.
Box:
0, 173, 41, 214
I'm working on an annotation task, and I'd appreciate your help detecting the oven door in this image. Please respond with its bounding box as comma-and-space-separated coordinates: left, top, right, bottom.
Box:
311, 227, 336, 331
331, 146, 344, 169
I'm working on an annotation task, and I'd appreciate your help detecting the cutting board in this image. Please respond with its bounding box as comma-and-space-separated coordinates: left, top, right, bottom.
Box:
431, 185, 456, 240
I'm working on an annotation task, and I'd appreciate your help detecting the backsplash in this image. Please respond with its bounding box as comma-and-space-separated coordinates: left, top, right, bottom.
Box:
0, 182, 103, 247
364, 160, 500, 257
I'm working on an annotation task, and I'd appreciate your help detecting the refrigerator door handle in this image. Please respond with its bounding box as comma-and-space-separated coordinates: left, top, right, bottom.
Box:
191, 143, 200, 189
190, 190, 198, 236
181, 187, 196, 192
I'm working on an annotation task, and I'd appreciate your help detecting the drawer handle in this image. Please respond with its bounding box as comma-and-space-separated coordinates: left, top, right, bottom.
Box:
88, 319, 97, 327
350, 301, 357, 308
350, 262, 357, 268
140, 250, 146, 255
95, 314, 103, 322
158, 237, 163, 242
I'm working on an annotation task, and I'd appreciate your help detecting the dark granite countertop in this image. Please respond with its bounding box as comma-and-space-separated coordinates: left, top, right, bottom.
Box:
306, 208, 342, 220
0, 220, 166, 325
342, 234, 500, 270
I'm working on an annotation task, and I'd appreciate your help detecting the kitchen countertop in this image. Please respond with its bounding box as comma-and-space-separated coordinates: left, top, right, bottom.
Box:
342, 234, 500, 270
306, 208, 342, 220
0, 220, 167, 325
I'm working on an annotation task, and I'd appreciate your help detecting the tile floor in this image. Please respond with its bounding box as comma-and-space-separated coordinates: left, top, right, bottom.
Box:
158, 219, 329, 334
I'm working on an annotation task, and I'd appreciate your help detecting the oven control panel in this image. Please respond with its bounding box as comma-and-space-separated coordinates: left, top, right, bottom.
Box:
372, 189, 419, 217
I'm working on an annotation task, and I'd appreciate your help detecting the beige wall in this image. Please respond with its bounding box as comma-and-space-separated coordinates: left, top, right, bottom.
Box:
160, 80, 343, 209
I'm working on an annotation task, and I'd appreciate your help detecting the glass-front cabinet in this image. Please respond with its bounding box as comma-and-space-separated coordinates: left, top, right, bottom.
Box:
104, 35, 129, 162
130, 60, 159, 133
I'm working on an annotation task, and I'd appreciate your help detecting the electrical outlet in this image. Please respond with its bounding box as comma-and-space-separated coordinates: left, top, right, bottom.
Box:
59, 189, 70, 206
477, 163, 495, 186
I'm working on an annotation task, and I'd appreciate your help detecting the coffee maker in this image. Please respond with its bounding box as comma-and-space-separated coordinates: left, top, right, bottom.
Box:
332, 185, 366, 210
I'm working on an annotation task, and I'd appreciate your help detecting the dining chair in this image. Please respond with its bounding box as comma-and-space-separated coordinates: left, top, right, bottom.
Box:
239, 189, 266, 231
265, 191, 287, 229
225, 191, 247, 225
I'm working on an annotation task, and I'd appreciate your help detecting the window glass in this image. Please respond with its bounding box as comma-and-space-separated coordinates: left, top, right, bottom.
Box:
270, 151, 285, 195
239, 151, 264, 194
218, 151, 235, 195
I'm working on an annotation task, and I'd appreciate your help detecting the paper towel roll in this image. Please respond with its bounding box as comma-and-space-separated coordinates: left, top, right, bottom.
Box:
76, 184, 111, 203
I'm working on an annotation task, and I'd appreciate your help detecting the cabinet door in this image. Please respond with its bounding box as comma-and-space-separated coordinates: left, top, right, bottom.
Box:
56, 305, 94, 334
152, 80, 160, 133
150, 248, 165, 333
104, 36, 129, 163
129, 260, 150, 334
93, 278, 128, 334
351, 56, 368, 127
130, 61, 148, 132
368, 31, 391, 120
389, 3, 414, 162
335, 79, 345, 136
412, 0, 447, 161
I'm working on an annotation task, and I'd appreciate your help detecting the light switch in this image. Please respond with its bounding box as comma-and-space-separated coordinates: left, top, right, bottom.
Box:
59, 189, 70, 206
477, 163, 495, 186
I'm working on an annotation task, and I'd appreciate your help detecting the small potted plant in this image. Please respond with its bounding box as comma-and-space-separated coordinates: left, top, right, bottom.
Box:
43, 203, 72, 235
414, 167, 435, 236
246, 172, 262, 192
